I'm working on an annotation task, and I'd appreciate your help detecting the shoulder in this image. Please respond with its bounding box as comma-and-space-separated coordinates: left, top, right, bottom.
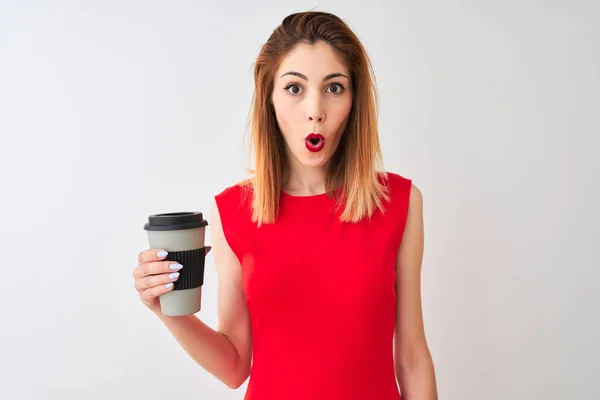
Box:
211, 180, 255, 260
212, 179, 255, 239
378, 171, 422, 231
378, 170, 418, 203
213, 179, 254, 223
215, 179, 254, 205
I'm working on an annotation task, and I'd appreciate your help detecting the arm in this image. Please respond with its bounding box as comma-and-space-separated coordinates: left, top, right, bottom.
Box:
156, 201, 252, 389
394, 184, 438, 399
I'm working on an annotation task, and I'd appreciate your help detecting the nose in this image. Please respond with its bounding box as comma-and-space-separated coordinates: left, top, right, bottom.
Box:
307, 94, 325, 123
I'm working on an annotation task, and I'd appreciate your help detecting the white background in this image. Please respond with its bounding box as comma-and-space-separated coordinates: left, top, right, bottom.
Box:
1, 1, 598, 399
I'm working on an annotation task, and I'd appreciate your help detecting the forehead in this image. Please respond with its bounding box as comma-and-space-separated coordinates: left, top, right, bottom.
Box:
276, 41, 349, 78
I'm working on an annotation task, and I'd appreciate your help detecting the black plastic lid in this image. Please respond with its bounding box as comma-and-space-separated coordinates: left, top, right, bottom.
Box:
144, 212, 208, 231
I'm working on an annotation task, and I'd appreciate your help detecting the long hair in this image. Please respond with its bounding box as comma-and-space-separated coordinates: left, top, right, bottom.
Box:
244, 11, 389, 226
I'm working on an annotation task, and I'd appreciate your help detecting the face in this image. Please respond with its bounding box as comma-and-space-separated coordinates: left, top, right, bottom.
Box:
271, 40, 353, 168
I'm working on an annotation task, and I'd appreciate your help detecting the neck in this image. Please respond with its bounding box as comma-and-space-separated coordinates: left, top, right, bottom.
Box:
283, 157, 329, 196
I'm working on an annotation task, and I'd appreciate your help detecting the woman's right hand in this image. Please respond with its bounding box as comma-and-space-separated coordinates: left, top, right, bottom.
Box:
133, 249, 182, 314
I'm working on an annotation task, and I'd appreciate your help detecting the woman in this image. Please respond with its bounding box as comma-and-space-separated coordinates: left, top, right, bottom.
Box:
133, 11, 438, 399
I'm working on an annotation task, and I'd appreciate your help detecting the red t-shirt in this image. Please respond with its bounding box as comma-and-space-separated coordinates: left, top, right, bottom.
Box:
214, 171, 412, 399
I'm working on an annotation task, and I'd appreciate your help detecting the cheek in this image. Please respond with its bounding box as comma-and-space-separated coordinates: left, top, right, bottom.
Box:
329, 100, 352, 126
273, 100, 297, 130
274, 103, 292, 123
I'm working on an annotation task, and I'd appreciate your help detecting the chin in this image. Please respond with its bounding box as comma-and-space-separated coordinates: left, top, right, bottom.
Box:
297, 149, 332, 168
300, 157, 329, 168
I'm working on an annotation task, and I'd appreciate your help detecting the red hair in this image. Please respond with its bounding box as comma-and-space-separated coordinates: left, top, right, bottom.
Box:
244, 11, 389, 226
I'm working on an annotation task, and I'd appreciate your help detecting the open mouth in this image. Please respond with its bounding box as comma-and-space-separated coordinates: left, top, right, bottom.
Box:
305, 133, 325, 152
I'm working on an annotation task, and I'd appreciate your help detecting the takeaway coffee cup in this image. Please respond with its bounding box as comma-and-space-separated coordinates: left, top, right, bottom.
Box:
143, 212, 209, 316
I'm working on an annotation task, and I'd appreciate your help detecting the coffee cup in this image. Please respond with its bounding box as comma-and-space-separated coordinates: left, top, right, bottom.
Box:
143, 212, 210, 316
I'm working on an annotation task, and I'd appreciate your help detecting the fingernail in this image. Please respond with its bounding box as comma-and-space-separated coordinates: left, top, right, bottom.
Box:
157, 251, 168, 258
165, 282, 173, 289
168, 272, 180, 280
169, 263, 183, 270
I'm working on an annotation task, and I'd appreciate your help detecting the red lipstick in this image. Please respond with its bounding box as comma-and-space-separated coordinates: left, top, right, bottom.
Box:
305, 133, 325, 152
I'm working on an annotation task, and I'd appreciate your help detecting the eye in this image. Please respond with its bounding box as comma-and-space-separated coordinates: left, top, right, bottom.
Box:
283, 82, 346, 95
327, 83, 345, 94
284, 84, 303, 95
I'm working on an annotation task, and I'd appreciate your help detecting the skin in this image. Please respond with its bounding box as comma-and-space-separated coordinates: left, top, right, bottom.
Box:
132, 40, 437, 397
394, 185, 438, 398
271, 40, 353, 195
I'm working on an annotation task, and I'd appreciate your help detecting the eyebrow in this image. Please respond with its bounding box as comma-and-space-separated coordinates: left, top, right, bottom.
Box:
280, 71, 349, 81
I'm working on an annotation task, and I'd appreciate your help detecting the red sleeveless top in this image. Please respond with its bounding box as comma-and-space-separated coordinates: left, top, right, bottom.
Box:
214, 171, 412, 400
